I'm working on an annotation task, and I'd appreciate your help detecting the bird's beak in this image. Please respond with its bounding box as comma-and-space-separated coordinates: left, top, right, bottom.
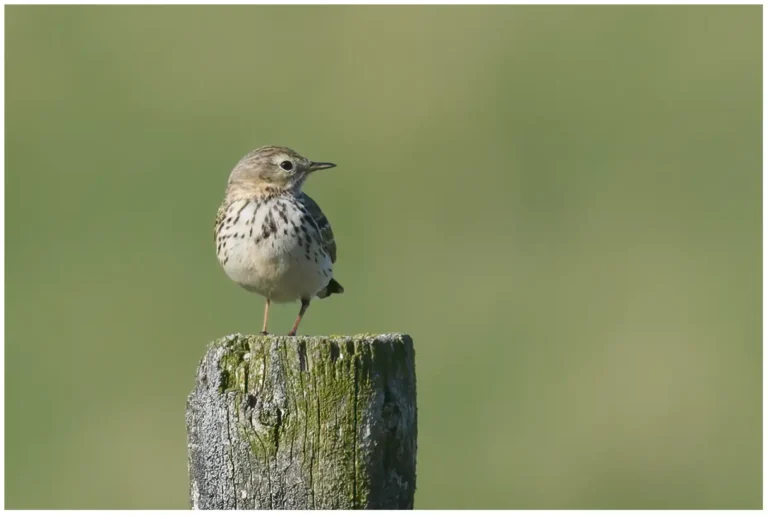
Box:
308, 161, 336, 172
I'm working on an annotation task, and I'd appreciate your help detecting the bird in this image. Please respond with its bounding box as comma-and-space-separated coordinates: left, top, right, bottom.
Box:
214, 146, 344, 336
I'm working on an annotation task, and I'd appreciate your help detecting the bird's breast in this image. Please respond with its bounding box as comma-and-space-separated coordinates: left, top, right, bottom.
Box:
215, 197, 332, 301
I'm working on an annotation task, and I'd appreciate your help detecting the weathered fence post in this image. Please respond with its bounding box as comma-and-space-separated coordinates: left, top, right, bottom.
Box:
186, 333, 417, 509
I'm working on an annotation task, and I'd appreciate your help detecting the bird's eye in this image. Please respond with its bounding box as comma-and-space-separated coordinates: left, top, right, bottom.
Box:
280, 161, 293, 171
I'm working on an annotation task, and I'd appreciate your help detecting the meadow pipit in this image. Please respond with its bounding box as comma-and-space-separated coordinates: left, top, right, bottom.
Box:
214, 146, 344, 336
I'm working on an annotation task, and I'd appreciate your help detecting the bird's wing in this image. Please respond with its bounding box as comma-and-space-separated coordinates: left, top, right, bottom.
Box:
297, 192, 337, 263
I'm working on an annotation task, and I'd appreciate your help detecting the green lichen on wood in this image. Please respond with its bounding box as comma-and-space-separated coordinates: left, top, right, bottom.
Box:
187, 333, 417, 509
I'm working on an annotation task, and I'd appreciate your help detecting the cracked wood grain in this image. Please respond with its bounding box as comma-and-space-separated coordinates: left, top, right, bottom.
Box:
186, 333, 417, 509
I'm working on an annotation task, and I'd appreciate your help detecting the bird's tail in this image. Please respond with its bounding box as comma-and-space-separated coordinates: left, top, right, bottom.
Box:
317, 278, 344, 299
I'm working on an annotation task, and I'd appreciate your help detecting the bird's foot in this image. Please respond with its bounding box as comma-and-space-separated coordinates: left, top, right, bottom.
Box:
287, 331, 296, 337
259, 330, 269, 336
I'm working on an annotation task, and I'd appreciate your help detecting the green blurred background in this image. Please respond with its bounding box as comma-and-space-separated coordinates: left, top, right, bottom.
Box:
5, 5, 761, 509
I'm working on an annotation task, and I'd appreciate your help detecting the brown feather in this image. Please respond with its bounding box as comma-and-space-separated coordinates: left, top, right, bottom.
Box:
296, 192, 337, 264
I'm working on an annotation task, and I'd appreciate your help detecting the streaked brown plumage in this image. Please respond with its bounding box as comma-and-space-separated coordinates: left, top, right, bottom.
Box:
214, 146, 343, 336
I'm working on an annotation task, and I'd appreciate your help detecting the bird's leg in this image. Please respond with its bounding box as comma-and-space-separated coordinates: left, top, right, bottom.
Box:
287, 299, 310, 336
260, 299, 271, 335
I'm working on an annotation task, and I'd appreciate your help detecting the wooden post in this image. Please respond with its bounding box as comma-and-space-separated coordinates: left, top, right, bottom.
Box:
185, 333, 417, 509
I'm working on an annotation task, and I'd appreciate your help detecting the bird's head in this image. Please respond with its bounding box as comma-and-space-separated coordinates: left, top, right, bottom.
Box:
226, 146, 336, 197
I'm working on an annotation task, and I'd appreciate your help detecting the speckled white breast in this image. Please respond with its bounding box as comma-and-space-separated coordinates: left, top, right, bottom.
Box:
216, 197, 333, 302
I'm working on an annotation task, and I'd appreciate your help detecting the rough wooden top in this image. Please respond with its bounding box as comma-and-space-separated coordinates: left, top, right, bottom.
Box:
186, 333, 417, 509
